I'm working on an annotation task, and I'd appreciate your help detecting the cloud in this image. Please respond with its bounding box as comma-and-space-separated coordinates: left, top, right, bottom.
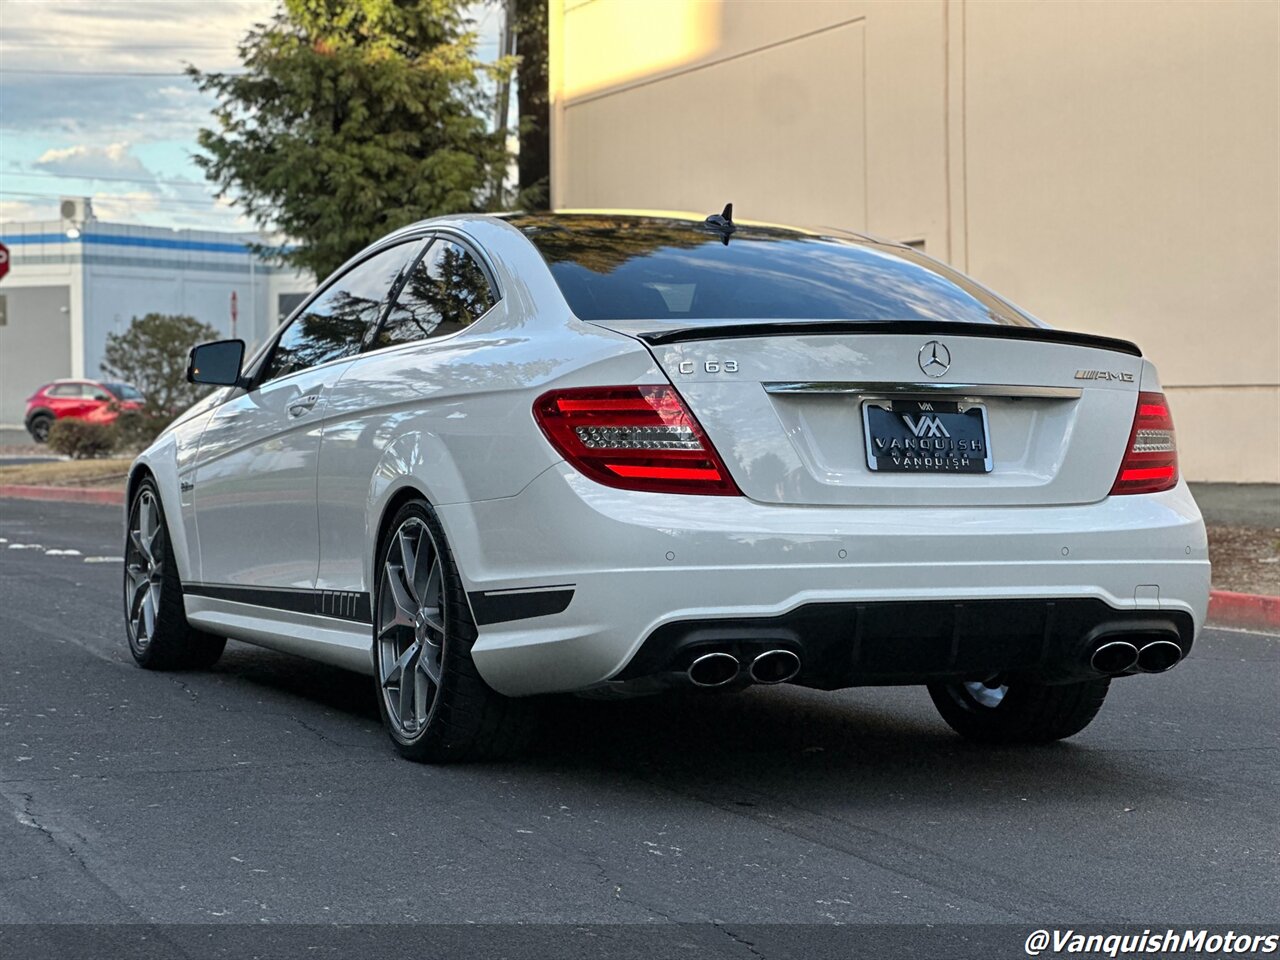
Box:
0, 75, 215, 142
35, 143, 151, 178
0, 198, 58, 223
86, 190, 162, 220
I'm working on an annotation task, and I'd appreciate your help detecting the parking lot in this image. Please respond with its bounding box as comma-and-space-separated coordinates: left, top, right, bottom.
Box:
1, 499, 1277, 953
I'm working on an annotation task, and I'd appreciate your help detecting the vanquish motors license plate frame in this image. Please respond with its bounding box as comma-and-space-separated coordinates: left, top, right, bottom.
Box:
862, 398, 994, 474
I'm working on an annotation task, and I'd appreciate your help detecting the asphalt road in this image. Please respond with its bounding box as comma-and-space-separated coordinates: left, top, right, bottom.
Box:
1, 499, 1276, 955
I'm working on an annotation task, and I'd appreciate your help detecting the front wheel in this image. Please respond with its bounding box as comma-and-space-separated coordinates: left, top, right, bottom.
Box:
927, 675, 1110, 744
124, 480, 225, 670
372, 499, 534, 763
28, 414, 53, 443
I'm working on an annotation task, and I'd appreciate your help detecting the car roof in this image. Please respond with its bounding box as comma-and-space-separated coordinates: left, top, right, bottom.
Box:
381, 209, 892, 248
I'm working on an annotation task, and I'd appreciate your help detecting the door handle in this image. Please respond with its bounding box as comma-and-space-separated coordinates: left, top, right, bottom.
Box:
288, 393, 321, 418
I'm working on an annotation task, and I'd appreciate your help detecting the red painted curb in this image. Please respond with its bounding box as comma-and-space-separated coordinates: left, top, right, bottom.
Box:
0, 484, 124, 505
1208, 590, 1280, 631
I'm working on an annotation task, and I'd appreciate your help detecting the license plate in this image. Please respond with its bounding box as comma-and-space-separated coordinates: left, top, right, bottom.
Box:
862, 399, 993, 474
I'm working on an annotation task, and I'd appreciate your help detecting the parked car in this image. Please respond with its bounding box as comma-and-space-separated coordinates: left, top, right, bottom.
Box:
25, 379, 144, 442
121, 210, 1210, 763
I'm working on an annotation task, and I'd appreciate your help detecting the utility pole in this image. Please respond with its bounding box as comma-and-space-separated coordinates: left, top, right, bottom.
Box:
492, 0, 516, 209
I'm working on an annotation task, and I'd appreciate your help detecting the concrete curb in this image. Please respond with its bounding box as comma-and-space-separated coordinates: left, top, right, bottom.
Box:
0, 484, 124, 505
1208, 590, 1280, 631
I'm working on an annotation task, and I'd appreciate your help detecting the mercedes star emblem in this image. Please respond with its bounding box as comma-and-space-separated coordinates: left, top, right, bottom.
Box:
918, 340, 951, 378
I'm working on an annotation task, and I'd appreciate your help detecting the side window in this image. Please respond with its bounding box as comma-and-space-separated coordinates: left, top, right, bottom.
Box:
373, 240, 496, 349
47, 384, 81, 398
261, 241, 418, 383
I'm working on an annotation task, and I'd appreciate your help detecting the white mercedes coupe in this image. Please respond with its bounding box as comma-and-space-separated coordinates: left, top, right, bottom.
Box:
123, 209, 1210, 762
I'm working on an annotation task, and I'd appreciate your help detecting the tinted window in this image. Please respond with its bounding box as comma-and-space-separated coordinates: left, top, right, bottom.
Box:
103, 382, 142, 400
276, 292, 308, 325
374, 240, 495, 348
511, 215, 1030, 326
262, 242, 418, 382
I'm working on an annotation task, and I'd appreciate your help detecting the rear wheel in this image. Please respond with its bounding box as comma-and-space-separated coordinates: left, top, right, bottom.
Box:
124, 480, 225, 670
373, 499, 534, 763
28, 414, 53, 443
927, 674, 1109, 744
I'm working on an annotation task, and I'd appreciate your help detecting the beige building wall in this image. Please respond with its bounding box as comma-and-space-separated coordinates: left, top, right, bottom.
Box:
549, 0, 1280, 483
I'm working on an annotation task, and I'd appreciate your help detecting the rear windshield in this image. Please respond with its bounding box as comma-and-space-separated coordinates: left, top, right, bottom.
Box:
512, 216, 1030, 326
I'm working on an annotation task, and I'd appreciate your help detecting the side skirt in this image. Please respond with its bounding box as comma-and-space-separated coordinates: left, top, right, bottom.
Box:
184, 590, 374, 676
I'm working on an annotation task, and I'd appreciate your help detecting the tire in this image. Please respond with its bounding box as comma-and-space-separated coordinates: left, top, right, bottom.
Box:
372, 498, 535, 763
124, 479, 225, 671
28, 414, 53, 444
927, 675, 1110, 744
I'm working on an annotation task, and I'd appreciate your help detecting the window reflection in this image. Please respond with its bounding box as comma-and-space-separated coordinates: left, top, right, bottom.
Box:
376, 240, 496, 348
263, 242, 416, 382
509, 214, 1028, 327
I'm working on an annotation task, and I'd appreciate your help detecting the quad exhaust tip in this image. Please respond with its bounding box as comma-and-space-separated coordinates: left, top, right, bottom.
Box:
749, 649, 802, 685
1090, 640, 1140, 675
1136, 639, 1183, 673
688, 651, 740, 688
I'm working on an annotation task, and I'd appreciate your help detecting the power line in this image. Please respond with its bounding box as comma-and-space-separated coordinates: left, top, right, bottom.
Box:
0, 68, 244, 77
0, 40, 239, 50
4, 168, 215, 189
0, 189, 235, 209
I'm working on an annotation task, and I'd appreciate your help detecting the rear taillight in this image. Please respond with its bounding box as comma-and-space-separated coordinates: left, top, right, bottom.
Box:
533, 385, 740, 496
1111, 391, 1178, 495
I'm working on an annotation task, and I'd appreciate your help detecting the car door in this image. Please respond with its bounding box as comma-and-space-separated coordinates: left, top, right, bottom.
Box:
48, 382, 94, 419
316, 236, 500, 594
191, 240, 422, 589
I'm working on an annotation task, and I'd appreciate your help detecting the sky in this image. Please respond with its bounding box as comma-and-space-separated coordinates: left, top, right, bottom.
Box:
0, 0, 502, 233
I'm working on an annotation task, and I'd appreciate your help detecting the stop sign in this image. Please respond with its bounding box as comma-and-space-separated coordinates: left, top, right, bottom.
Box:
0, 242, 9, 282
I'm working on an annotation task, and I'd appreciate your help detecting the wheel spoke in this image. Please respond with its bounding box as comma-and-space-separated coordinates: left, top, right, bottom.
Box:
397, 528, 421, 605
128, 573, 149, 616
414, 655, 433, 723
130, 528, 153, 564
382, 640, 419, 688
423, 558, 442, 606
397, 644, 421, 726
419, 646, 442, 686
383, 563, 417, 627
140, 587, 157, 639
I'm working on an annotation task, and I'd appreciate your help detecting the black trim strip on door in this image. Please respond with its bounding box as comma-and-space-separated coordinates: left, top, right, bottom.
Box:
185, 583, 373, 625
637, 320, 1143, 357
467, 586, 575, 626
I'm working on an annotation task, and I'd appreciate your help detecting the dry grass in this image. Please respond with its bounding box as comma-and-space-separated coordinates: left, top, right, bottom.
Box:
0, 458, 132, 488
1207, 524, 1280, 597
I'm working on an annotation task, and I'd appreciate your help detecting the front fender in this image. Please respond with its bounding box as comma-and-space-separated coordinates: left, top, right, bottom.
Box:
125, 409, 212, 585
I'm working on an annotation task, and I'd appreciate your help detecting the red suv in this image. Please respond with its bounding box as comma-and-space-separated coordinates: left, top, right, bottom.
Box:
24, 379, 144, 443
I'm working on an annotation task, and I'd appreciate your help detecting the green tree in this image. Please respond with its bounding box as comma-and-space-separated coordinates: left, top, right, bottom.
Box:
100, 313, 220, 417
190, 0, 510, 280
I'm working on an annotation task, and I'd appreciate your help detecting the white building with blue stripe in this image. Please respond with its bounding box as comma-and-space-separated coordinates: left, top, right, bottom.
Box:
0, 213, 313, 425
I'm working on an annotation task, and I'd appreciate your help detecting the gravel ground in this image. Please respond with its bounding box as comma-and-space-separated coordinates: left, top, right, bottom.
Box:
1207, 523, 1280, 595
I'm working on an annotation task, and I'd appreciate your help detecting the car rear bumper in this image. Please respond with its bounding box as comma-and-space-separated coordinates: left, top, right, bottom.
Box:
438, 465, 1210, 697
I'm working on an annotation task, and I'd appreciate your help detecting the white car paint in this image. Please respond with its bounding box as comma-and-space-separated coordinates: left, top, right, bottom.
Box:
127, 212, 1211, 698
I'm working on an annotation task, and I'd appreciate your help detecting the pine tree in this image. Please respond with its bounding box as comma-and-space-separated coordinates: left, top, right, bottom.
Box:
191, 0, 510, 280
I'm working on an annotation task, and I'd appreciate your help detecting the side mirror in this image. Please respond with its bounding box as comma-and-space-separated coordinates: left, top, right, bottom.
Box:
187, 339, 248, 387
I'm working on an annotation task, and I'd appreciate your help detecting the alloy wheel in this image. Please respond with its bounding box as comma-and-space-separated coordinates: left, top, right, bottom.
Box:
125, 489, 165, 652
957, 676, 1010, 710
377, 518, 447, 740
